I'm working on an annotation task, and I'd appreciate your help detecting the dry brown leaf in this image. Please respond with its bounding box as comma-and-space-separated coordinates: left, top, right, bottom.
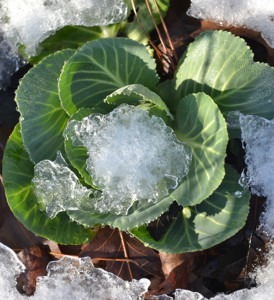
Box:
17, 244, 53, 295
80, 226, 164, 290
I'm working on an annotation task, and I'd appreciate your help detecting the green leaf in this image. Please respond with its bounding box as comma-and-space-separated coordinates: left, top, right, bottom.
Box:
2, 125, 94, 244
104, 84, 173, 123
29, 25, 120, 64
123, 0, 170, 44
172, 92, 228, 206
59, 38, 159, 116
67, 190, 174, 231
131, 165, 250, 253
174, 30, 274, 127
16, 49, 74, 164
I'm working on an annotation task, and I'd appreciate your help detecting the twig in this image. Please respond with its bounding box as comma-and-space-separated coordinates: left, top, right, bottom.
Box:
119, 230, 134, 280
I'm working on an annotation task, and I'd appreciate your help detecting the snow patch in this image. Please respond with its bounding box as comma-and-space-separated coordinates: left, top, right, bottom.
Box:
34, 256, 150, 300
0, 243, 25, 299
64, 104, 192, 215
187, 0, 274, 48
0, 242, 149, 299
239, 114, 274, 235
0, 0, 128, 89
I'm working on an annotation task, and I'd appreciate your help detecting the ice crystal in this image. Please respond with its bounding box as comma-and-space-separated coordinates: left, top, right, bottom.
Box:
0, 243, 25, 299
34, 256, 150, 300
32, 152, 94, 218
64, 104, 192, 215
239, 114, 274, 235
0, 242, 150, 299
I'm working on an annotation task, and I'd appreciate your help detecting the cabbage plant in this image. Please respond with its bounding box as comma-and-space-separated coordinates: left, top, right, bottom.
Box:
4, 30, 274, 253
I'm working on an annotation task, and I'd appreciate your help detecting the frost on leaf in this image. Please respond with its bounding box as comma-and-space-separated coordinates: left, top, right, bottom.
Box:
240, 114, 274, 235
32, 152, 95, 218
64, 104, 192, 215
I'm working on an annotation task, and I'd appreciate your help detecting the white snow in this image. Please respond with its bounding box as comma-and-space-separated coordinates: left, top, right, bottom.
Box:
0, 242, 150, 299
1, 0, 127, 57
0, 243, 25, 299
187, 0, 274, 48
239, 114, 274, 235
0, 0, 128, 89
34, 256, 150, 300
64, 104, 192, 215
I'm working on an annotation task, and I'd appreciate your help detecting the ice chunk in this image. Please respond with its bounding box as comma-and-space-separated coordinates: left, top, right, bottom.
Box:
64, 104, 192, 215
0, 243, 25, 299
0, 242, 149, 299
187, 0, 274, 48
34, 256, 150, 300
0, 0, 128, 89
1, 0, 128, 57
175, 289, 206, 299
32, 152, 95, 218
239, 114, 274, 235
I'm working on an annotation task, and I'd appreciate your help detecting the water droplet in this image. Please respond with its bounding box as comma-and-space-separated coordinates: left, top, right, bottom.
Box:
234, 191, 243, 198
239, 170, 250, 188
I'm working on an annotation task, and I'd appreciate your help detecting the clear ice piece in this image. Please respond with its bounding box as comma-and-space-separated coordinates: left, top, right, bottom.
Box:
64, 104, 192, 215
32, 152, 94, 218
187, 0, 274, 48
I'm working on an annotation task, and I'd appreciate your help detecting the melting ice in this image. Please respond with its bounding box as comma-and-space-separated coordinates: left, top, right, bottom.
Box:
32, 152, 95, 218
64, 104, 192, 215
0, 242, 149, 299
187, 0, 274, 48
0, 0, 128, 89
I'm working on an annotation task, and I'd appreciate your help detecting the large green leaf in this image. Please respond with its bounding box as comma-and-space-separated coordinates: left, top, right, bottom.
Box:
67, 190, 174, 231
131, 166, 250, 253
104, 84, 172, 123
123, 0, 170, 44
16, 49, 74, 164
59, 38, 159, 116
163, 30, 274, 124
2, 125, 93, 244
29, 25, 120, 64
172, 92, 228, 206
66, 92, 227, 229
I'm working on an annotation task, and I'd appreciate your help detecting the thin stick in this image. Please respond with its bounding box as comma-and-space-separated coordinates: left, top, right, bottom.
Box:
119, 230, 134, 280
49, 252, 140, 266
144, 0, 167, 54
130, 0, 162, 58
152, 0, 178, 63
